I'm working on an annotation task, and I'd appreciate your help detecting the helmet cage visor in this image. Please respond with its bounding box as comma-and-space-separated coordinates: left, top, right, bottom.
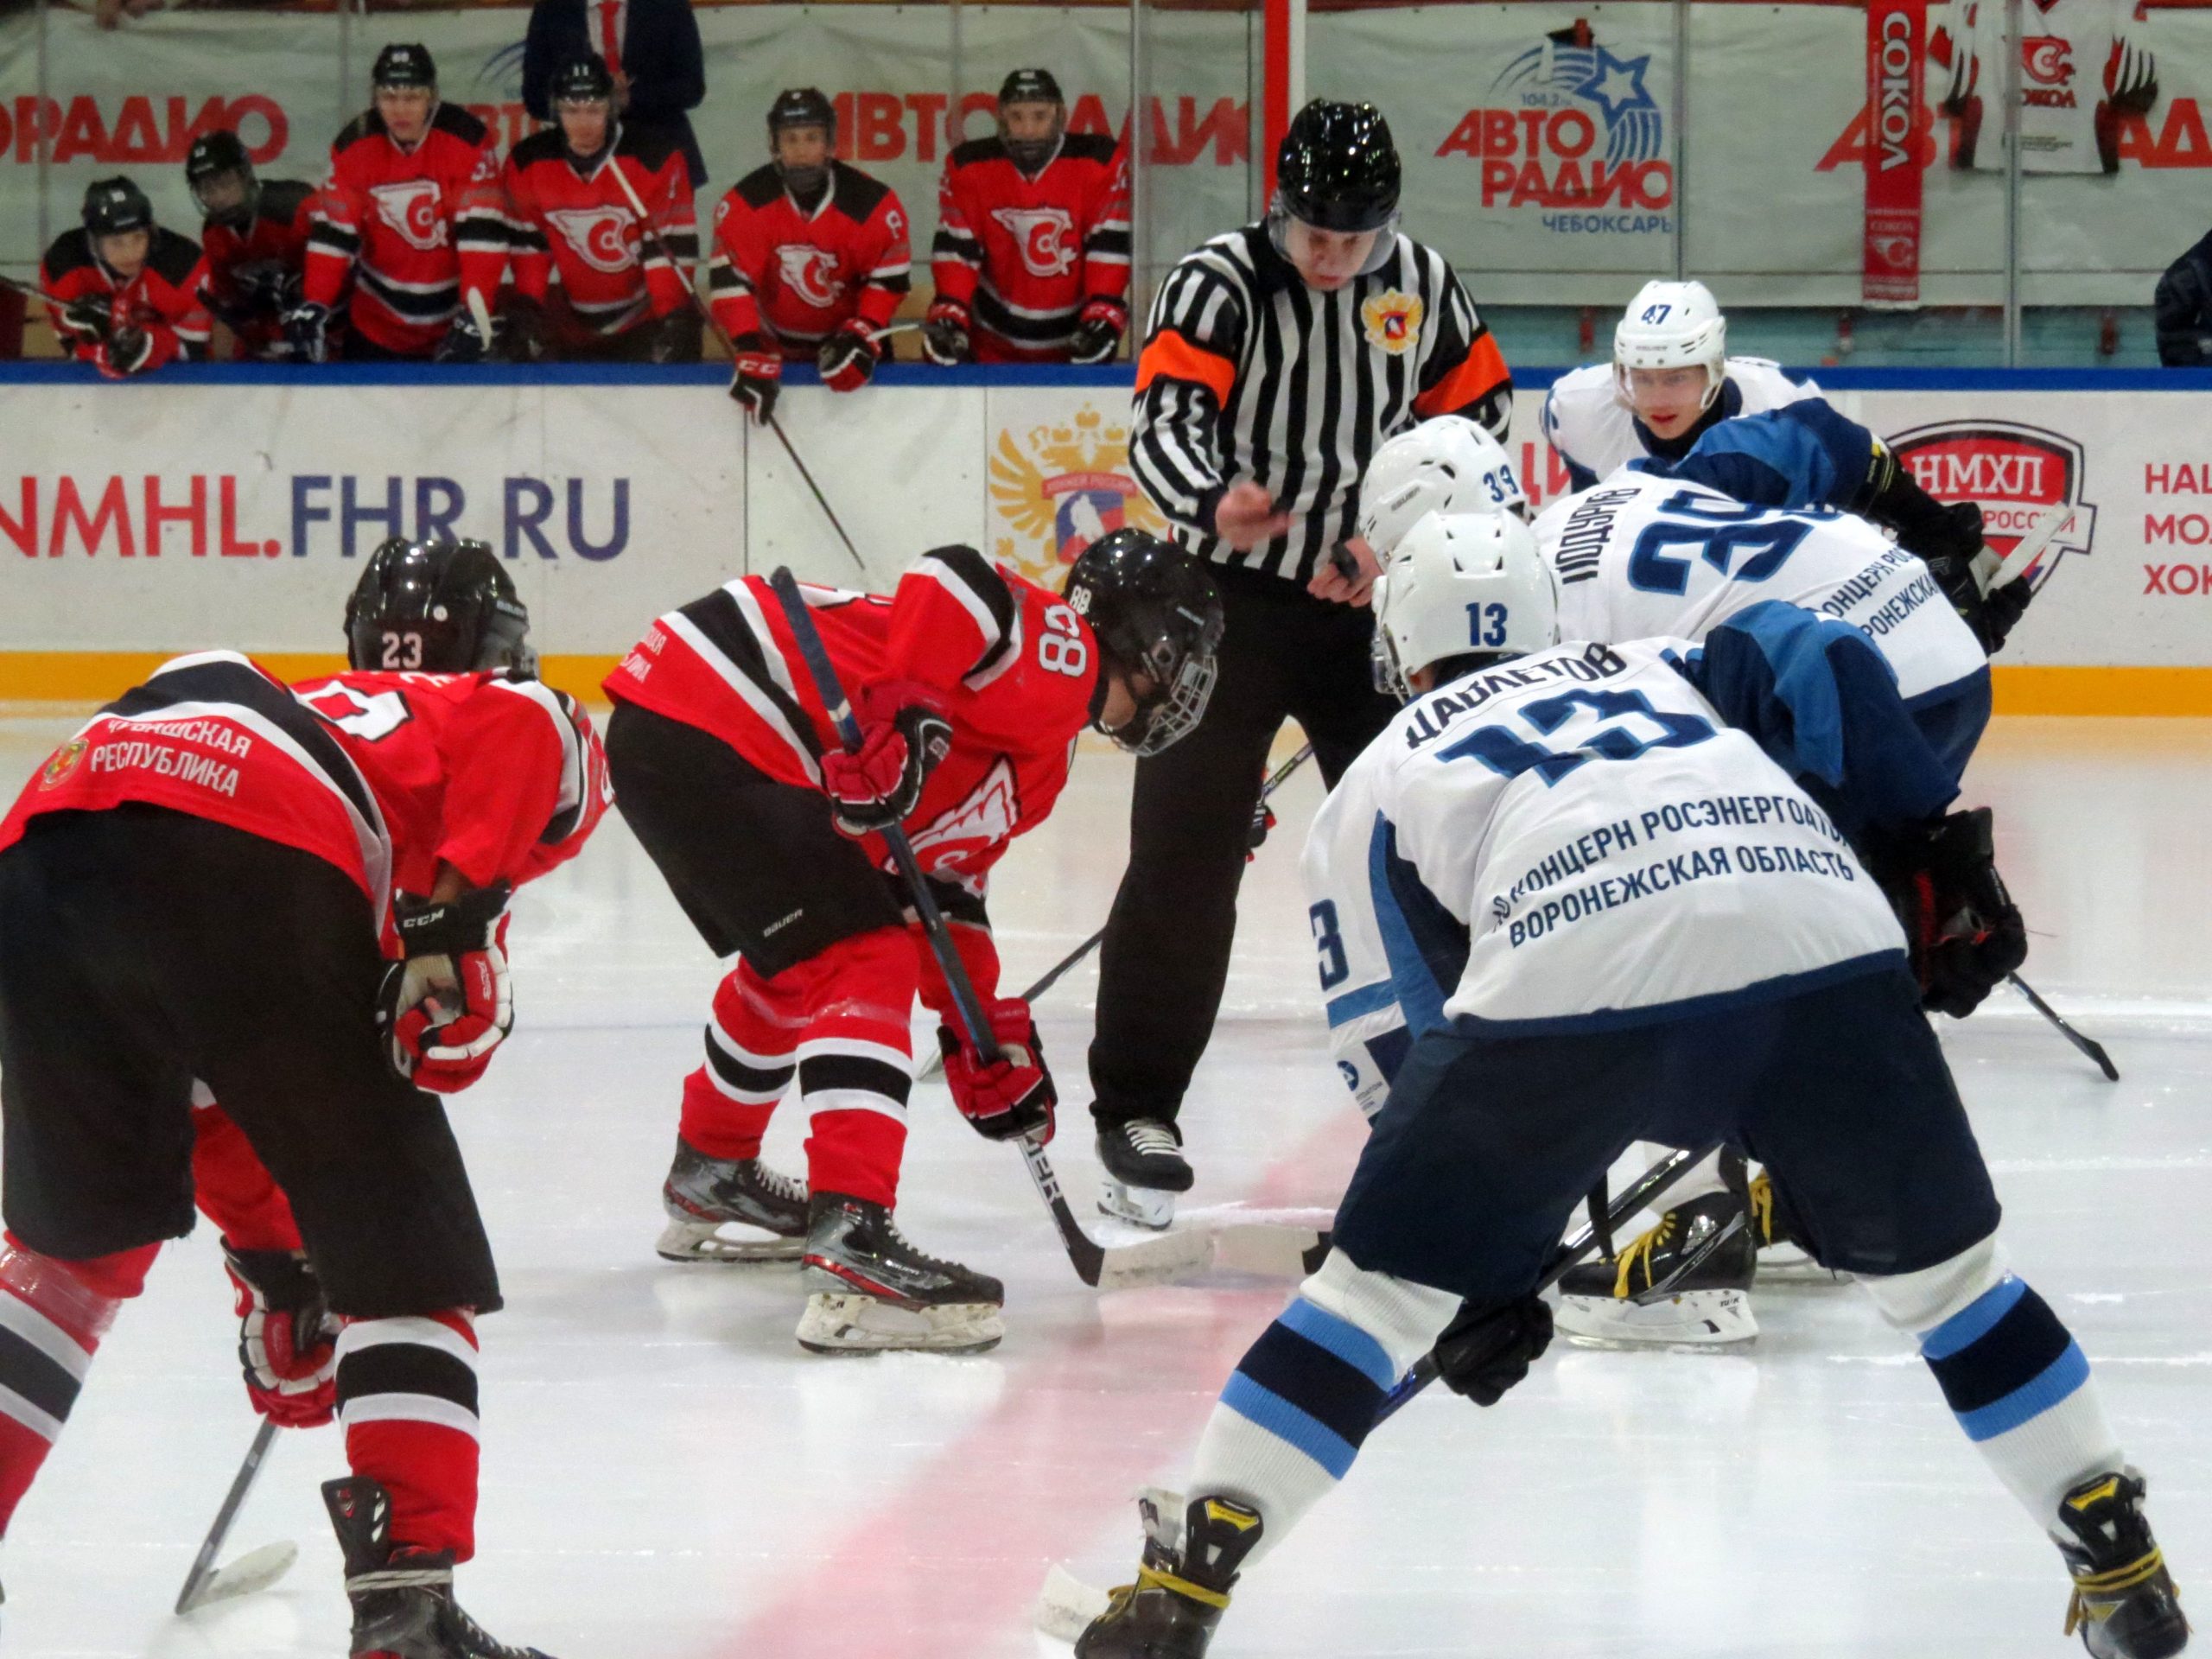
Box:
1114, 645, 1217, 758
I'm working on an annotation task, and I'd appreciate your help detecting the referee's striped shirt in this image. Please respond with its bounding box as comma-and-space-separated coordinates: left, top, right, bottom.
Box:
1130, 225, 1513, 583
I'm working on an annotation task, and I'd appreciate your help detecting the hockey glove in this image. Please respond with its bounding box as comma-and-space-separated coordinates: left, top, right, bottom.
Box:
1879, 807, 2029, 1019
97, 325, 154, 378
728, 331, 782, 425
283, 299, 332, 365
938, 996, 1057, 1144
1068, 299, 1126, 365
435, 309, 493, 365
1432, 1293, 1554, 1408
379, 881, 515, 1092
501, 293, 550, 365
921, 300, 972, 365
817, 318, 880, 392
223, 1242, 339, 1429
649, 307, 702, 365
820, 679, 953, 837
1918, 507, 2036, 655
55, 296, 112, 349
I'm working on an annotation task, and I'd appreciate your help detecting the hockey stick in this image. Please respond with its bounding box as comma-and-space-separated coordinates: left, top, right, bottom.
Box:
1971, 500, 2072, 594
915, 741, 1319, 1084
174, 1418, 297, 1614
2008, 971, 2120, 1081
603, 162, 871, 578
765, 568, 1211, 1291
1032, 1143, 1723, 1643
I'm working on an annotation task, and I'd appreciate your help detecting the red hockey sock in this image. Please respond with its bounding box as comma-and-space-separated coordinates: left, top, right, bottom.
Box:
190, 1103, 305, 1252
0, 1236, 157, 1539
678, 964, 802, 1161
791, 927, 917, 1210
335, 1309, 481, 1561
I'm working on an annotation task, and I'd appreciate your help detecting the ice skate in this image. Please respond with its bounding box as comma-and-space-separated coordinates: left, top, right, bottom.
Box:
1554, 1190, 1758, 1350
1097, 1119, 1192, 1230
1077, 1492, 1263, 1659
655, 1135, 808, 1262
2056, 1470, 2190, 1659
1748, 1168, 1847, 1285
796, 1192, 1004, 1354
323, 1478, 554, 1659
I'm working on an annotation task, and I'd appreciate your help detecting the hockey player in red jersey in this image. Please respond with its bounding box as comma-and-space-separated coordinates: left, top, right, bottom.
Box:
925, 68, 1131, 365
40, 176, 211, 377
186, 130, 320, 361
496, 52, 702, 364
708, 87, 913, 423
603, 532, 1220, 1352
292, 43, 507, 364
0, 537, 606, 1657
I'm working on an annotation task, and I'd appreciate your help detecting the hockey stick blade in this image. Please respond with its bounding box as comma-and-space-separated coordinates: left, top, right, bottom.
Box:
1016, 1133, 1211, 1289
1206, 1218, 1333, 1279
175, 1417, 283, 1615
1035, 1560, 1113, 1643
178, 1541, 298, 1612
2008, 972, 2120, 1081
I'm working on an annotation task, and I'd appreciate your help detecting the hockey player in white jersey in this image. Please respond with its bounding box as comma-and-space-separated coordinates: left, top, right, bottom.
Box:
1073, 511, 2190, 1659
1541, 279, 1824, 491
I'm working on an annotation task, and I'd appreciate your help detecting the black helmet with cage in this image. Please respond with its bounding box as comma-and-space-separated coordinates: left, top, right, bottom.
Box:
345, 537, 533, 675
1062, 529, 1224, 758
996, 68, 1066, 174
766, 87, 837, 194
184, 130, 259, 231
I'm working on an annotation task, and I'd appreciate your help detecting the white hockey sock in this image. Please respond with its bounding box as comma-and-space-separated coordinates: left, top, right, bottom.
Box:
1186, 1250, 1458, 1568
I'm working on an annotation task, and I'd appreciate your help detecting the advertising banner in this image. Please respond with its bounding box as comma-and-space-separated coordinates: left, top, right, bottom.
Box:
1864, 0, 1927, 305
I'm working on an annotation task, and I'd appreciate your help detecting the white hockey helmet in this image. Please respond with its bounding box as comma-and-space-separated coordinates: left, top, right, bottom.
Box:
1372, 508, 1558, 696
1357, 416, 1529, 560
1613, 279, 1727, 410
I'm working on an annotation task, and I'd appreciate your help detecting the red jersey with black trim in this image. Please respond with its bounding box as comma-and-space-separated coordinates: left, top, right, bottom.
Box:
40, 226, 212, 374
707, 161, 912, 357
604, 547, 1093, 895
200, 179, 319, 360
304, 102, 505, 357
931, 132, 1130, 363
2, 656, 609, 954
501, 122, 696, 344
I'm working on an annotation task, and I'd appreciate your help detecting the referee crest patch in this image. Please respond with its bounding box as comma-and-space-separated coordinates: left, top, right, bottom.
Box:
1360, 290, 1425, 355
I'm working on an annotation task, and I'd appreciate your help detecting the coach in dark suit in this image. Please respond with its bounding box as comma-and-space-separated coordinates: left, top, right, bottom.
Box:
524, 0, 707, 185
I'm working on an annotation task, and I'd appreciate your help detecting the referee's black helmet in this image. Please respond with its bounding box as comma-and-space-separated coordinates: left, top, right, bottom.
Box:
1275, 100, 1400, 232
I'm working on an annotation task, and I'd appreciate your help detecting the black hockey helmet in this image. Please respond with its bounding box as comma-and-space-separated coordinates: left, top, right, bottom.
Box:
767, 88, 836, 194
345, 537, 532, 674
372, 42, 437, 92
550, 51, 615, 106
997, 68, 1066, 173
1063, 529, 1224, 758
81, 176, 153, 240
1274, 100, 1401, 233
185, 130, 259, 229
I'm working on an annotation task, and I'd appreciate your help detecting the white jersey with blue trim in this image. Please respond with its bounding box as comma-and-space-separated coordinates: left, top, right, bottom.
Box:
1541, 358, 1821, 486
1536, 469, 1987, 705
1301, 636, 1904, 1090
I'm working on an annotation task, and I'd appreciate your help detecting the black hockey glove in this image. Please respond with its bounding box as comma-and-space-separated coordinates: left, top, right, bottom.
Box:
98, 325, 154, 378
436, 309, 493, 365
501, 294, 550, 365
817, 319, 880, 392
56, 296, 112, 348
1874, 807, 2028, 1019
1068, 300, 1125, 365
728, 331, 781, 425
649, 307, 702, 365
1433, 1294, 1554, 1408
922, 299, 972, 365
283, 299, 332, 365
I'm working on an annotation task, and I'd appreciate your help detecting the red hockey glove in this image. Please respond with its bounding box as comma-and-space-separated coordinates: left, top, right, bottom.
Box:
820, 680, 952, 837
922, 300, 971, 365
1069, 299, 1126, 365
1878, 807, 2028, 1019
97, 325, 154, 378
817, 318, 880, 392
223, 1242, 338, 1429
728, 331, 782, 425
379, 882, 514, 1092
937, 996, 1056, 1144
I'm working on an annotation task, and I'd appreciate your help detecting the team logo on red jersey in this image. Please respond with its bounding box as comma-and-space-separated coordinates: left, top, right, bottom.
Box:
775, 245, 846, 308
368, 180, 448, 251
544, 206, 637, 274
36, 738, 87, 791
907, 754, 1017, 879
1886, 420, 2097, 588
2022, 35, 2075, 86
989, 207, 1077, 279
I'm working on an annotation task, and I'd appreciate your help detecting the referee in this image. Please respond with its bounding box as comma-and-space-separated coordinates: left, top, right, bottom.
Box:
1088, 99, 1514, 1224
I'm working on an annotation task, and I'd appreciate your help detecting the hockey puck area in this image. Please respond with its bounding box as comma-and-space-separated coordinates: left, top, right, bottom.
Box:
177, 1541, 298, 1613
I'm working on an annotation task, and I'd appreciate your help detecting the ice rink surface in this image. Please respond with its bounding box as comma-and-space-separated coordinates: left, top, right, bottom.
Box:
0, 710, 2205, 1658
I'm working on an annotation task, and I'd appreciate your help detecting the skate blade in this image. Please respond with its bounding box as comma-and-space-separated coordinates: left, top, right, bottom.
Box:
795, 1291, 1004, 1355
1554, 1288, 1758, 1351
655, 1217, 804, 1264
1034, 1562, 1112, 1643
1097, 1177, 1176, 1230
